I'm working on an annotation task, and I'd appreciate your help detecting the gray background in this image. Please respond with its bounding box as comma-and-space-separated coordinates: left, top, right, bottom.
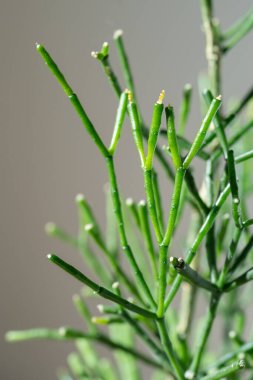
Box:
1, 1, 253, 379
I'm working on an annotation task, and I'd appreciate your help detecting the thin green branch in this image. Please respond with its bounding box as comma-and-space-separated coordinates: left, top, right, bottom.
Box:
183, 96, 222, 169
207, 341, 253, 370
165, 105, 182, 169
170, 257, 219, 293
188, 293, 220, 376
165, 183, 231, 310
47, 253, 156, 318
146, 91, 165, 170
106, 156, 157, 309
158, 168, 185, 317
156, 319, 185, 380
199, 359, 245, 380
223, 267, 253, 292
108, 90, 128, 154
203, 89, 229, 157
84, 223, 142, 303
227, 150, 242, 229
45, 222, 79, 248
114, 30, 136, 98
36, 44, 109, 158
179, 83, 192, 136
137, 201, 159, 282
6, 327, 160, 369
229, 235, 253, 272
222, 7, 253, 53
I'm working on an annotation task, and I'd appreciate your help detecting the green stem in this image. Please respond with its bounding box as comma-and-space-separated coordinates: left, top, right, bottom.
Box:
227, 150, 242, 229
203, 89, 229, 157
106, 156, 156, 309
137, 201, 159, 282
222, 7, 253, 53
85, 224, 143, 303
152, 171, 165, 234
146, 93, 164, 170
223, 267, 253, 292
122, 311, 174, 376
166, 105, 182, 169
207, 341, 253, 370
114, 30, 136, 97
200, 359, 245, 380
108, 91, 128, 154
72, 294, 97, 333
157, 168, 185, 317
165, 183, 231, 310
45, 222, 79, 248
179, 84, 192, 136
183, 96, 222, 169
188, 293, 220, 376
6, 328, 160, 369
200, 0, 221, 95
229, 235, 253, 272
170, 257, 219, 293
48, 254, 156, 318
156, 319, 185, 380
235, 149, 253, 164
144, 169, 163, 243
36, 44, 109, 158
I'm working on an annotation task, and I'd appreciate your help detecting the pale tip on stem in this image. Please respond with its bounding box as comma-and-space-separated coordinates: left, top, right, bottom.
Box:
91, 51, 98, 59
84, 223, 94, 232
75, 193, 85, 203
59, 327, 67, 336
157, 90, 165, 104
72, 294, 80, 303
138, 199, 146, 207
228, 330, 237, 339
45, 222, 57, 234
216, 94, 222, 101
184, 370, 195, 379
113, 29, 124, 40
170, 256, 185, 269
127, 90, 133, 103
97, 304, 104, 313
238, 360, 246, 369
47, 253, 53, 260
112, 281, 119, 289
185, 83, 192, 91
126, 197, 134, 206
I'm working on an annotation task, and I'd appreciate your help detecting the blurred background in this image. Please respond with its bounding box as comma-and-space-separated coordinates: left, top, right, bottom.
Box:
1, 0, 253, 378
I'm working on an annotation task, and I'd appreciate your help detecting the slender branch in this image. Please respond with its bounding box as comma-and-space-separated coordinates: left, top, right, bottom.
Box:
170, 257, 219, 293
84, 224, 142, 303
6, 328, 160, 369
156, 319, 185, 380
183, 96, 222, 169
108, 90, 128, 154
106, 156, 157, 309
207, 341, 253, 370
36, 44, 109, 158
187, 293, 220, 376
47, 254, 156, 318
179, 84, 192, 136
222, 7, 253, 53
165, 183, 231, 310
223, 267, 253, 292
199, 359, 245, 380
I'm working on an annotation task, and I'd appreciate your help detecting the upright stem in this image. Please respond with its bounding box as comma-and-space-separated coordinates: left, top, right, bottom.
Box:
156, 319, 185, 380
200, 0, 221, 95
106, 156, 156, 309
188, 293, 220, 376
